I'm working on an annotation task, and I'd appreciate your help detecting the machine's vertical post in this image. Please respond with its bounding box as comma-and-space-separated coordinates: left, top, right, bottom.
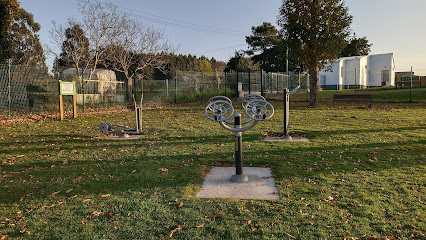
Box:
231, 112, 248, 182
282, 88, 292, 140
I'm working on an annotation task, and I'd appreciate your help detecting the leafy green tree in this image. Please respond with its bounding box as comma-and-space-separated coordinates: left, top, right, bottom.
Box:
54, 23, 90, 80
0, 0, 19, 63
0, 0, 45, 68
224, 51, 259, 73
245, 22, 287, 72
340, 35, 372, 57
278, 0, 352, 106
9, 8, 46, 68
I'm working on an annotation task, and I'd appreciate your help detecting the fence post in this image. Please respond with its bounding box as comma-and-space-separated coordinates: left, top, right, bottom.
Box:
81, 67, 85, 112
225, 72, 227, 96
260, 70, 264, 97
248, 71, 251, 94
165, 79, 169, 98
410, 67, 412, 102
236, 71, 239, 98
174, 72, 177, 104
8, 59, 11, 117
202, 72, 204, 99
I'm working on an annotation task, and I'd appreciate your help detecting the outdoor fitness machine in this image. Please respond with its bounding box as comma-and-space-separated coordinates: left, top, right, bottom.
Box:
99, 90, 143, 138
204, 94, 274, 182
281, 87, 299, 140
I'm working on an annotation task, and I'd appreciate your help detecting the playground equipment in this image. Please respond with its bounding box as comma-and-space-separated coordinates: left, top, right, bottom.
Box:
99, 89, 143, 138
281, 86, 299, 140
205, 94, 274, 182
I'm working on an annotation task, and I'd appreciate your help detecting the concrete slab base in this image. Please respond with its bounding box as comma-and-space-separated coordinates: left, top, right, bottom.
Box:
197, 167, 279, 200
100, 134, 144, 140
265, 136, 309, 142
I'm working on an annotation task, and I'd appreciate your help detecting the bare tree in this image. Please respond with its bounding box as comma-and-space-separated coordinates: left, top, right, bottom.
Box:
103, 15, 174, 101
50, 0, 120, 81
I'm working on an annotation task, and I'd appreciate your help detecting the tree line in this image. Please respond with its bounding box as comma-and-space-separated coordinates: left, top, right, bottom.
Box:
1, 0, 373, 105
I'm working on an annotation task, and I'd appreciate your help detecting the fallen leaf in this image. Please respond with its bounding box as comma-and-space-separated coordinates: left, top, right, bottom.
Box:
19, 230, 30, 235
167, 222, 185, 238
178, 202, 184, 208
195, 222, 205, 228
125, 211, 131, 216
82, 199, 91, 203
65, 189, 73, 193
307, 221, 316, 226
92, 211, 102, 217
100, 194, 110, 198
409, 224, 419, 231
47, 191, 61, 198
114, 221, 119, 230
159, 168, 169, 174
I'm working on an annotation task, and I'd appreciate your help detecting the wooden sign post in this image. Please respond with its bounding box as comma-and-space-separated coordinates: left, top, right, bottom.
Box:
58, 81, 77, 120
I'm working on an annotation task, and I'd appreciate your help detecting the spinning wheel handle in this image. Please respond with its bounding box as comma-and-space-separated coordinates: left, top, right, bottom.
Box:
244, 100, 274, 121
242, 94, 266, 109
205, 100, 234, 122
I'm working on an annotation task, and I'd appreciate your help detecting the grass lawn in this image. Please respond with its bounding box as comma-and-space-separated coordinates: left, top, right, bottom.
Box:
0, 93, 425, 239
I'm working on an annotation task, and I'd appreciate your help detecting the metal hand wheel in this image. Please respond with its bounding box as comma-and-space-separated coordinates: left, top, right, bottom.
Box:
245, 100, 274, 120
205, 100, 234, 122
242, 94, 266, 109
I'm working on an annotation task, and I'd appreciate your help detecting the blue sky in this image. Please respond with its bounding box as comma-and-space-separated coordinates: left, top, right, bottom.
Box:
19, 0, 426, 74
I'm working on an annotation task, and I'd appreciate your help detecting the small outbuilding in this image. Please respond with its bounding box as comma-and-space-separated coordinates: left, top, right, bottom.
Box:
319, 53, 395, 90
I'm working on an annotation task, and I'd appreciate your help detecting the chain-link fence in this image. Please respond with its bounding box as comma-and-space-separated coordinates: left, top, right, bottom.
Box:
225, 70, 308, 95
395, 75, 424, 89
0, 63, 57, 117
1, 66, 309, 119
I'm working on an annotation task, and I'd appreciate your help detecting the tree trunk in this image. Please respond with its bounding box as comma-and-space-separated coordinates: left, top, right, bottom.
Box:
127, 76, 133, 103
309, 66, 319, 106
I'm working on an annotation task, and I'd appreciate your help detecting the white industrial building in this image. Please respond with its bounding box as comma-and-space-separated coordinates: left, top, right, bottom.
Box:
318, 53, 395, 90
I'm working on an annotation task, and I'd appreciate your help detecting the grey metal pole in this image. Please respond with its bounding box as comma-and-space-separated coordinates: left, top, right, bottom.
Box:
282, 88, 292, 140
8, 59, 11, 117
236, 71, 239, 98
260, 70, 264, 97
174, 72, 177, 104
81, 67, 85, 112
410, 67, 413, 102
248, 71, 251, 94
230, 113, 248, 182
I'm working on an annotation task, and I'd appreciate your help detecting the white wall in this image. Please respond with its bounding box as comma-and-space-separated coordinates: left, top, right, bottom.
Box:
367, 53, 395, 87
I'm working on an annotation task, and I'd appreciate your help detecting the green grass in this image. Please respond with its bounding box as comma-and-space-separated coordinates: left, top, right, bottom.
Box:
0, 97, 425, 239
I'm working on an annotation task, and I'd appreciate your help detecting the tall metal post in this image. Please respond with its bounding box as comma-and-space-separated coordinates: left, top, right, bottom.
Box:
236, 71, 239, 98
231, 113, 246, 182
248, 71, 251, 94
260, 70, 264, 97
174, 72, 177, 104
8, 59, 11, 117
282, 88, 291, 140
410, 67, 413, 102
225, 72, 227, 96
81, 67, 85, 112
